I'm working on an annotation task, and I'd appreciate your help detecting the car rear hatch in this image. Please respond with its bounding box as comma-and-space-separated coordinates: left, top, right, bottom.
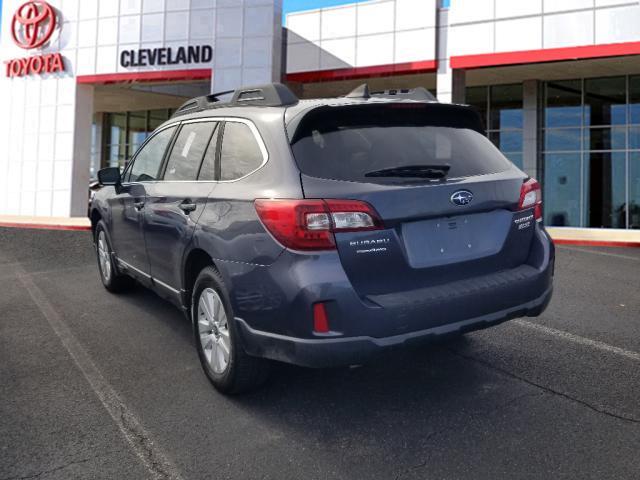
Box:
288, 102, 539, 298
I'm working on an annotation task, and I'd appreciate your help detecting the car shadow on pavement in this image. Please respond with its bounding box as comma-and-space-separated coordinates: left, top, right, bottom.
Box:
220, 335, 528, 479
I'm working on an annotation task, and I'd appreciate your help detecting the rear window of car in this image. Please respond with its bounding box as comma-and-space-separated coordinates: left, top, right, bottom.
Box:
290, 104, 514, 184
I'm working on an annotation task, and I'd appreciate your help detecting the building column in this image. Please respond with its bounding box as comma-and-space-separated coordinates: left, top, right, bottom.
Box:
522, 80, 540, 180
70, 84, 94, 217
211, 2, 283, 93
436, 7, 466, 104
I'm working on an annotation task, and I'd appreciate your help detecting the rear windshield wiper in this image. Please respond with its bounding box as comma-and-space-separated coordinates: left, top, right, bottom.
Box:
364, 164, 450, 179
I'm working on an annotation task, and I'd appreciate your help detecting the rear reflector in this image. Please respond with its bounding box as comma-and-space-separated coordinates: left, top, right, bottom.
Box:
518, 178, 543, 222
313, 302, 330, 333
254, 199, 383, 251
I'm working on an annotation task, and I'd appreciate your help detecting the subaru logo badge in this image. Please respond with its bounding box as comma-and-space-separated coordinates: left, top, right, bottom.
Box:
451, 190, 473, 206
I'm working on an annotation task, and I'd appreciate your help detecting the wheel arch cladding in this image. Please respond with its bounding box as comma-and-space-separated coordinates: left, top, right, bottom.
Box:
184, 248, 220, 299
90, 209, 102, 235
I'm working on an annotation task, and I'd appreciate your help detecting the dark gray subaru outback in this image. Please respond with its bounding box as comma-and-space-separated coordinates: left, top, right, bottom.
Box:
89, 83, 554, 393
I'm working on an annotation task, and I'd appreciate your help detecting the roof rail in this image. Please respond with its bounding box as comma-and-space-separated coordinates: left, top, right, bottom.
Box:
370, 87, 437, 102
231, 83, 299, 106
343, 84, 437, 102
171, 83, 299, 118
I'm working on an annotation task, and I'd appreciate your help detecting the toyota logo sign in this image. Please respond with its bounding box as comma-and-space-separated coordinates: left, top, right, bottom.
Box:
11, 1, 57, 50
4, 0, 65, 78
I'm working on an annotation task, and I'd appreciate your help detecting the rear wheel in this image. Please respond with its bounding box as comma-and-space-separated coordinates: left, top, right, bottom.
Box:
192, 267, 270, 394
95, 221, 134, 292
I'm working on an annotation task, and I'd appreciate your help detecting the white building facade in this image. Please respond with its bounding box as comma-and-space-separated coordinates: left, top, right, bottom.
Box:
0, 0, 282, 217
2, 0, 640, 230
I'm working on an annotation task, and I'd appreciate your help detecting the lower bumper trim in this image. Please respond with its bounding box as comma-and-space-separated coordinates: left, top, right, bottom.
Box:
236, 286, 553, 368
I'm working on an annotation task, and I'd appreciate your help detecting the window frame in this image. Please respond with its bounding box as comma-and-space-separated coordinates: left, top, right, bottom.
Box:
122, 117, 268, 184
216, 118, 269, 183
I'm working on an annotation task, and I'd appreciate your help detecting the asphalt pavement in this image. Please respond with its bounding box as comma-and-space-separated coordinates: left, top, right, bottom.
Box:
1, 227, 639, 480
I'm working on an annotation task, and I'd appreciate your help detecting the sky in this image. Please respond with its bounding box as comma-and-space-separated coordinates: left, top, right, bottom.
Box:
282, 0, 370, 16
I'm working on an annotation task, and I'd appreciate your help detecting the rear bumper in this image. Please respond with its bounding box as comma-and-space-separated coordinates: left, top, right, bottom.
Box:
236, 285, 553, 368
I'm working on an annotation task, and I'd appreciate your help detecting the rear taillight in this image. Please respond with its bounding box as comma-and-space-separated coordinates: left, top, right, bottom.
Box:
254, 199, 383, 251
518, 178, 543, 222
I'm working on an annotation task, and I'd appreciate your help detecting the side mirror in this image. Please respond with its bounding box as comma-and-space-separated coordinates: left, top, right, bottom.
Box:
97, 167, 121, 186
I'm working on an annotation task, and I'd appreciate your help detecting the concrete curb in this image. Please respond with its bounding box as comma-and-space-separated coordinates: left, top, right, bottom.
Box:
546, 227, 640, 248
0, 216, 91, 231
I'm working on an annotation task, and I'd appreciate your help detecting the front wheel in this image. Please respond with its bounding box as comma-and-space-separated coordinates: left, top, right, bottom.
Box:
192, 267, 270, 394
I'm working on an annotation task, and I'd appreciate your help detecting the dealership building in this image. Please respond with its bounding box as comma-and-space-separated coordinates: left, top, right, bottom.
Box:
1, 0, 640, 231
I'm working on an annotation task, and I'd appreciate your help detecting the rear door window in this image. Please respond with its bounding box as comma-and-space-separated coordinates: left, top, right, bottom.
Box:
163, 122, 218, 181
290, 104, 513, 184
219, 121, 265, 181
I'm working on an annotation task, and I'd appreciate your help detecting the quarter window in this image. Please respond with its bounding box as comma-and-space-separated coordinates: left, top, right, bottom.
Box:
127, 126, 176, 182
220, 122, 264, 181
164, 122, 218, 181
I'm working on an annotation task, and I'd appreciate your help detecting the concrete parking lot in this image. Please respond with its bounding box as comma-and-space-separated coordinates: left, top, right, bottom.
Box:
1, 227, 639, 480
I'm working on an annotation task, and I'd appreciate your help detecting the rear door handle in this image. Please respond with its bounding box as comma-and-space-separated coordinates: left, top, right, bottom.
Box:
134, 201, 145, 211
179, 200, 197, 214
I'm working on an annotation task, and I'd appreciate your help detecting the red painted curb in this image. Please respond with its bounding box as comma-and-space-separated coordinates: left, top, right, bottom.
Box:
553, 239, 640, 248
0, 222, 91, 232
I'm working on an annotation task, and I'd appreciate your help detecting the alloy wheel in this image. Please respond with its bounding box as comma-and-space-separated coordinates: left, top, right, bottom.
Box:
97, 231, 112, 282
197, 287, 231, 374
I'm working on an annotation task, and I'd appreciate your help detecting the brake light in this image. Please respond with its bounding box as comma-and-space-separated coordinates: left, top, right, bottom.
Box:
254, 199, 383, 251
518, 178, 543, 222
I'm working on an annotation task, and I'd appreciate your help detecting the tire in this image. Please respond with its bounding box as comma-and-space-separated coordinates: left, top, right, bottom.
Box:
94, 220, 134, 293
192, 266, 270, 394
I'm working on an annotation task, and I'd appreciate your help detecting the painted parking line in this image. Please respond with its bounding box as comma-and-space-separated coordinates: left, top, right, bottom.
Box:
514, 319, 640, 362
556, 245, 640, 262
14, 264, 184, 480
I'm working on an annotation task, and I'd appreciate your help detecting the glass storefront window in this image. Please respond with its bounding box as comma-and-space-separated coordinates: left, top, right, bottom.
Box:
149, 109, 172, 131
545, 128, 581, 152
90, 115, 101, 178
465, 86, 488, 129
109, 113, 127, 147
542, 76, 638, 229
630, 153, 640, 229
100, 109, 175, 170
629, 126, 640, 149
489, 130, 523, 153
586, 152, 626, 229
546, 80, 582, 127
128, 111, 148, 157
629, 77, 640, 125
107, 143, 127, 169
466, 84, 523, 169
584, 77, 626, 126
544, 154, 582, 227
489, 84, 523, 130
584, 127, 626, 151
